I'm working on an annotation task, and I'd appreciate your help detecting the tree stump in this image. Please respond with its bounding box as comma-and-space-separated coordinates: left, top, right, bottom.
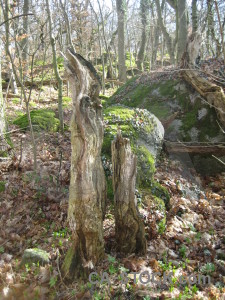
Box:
62, 49, 106, 280
112, 131, 146, 255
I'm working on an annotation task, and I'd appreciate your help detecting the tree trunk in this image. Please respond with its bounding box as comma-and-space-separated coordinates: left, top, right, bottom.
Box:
21, 0, 29, 77
4, 0, 18, 94
46, 0, 64, 133
177, 0, 188, 63
112, 131, 146, 255
0, 6, 7, 156
116, 0, 127, 82
137, 0, 148, 71
192, 0, 198, 34
214, 0, 225, 62
155, 0, 175, 64
207, 0, 221, 57
62, 50, 106, 280
59, 0, 76, 53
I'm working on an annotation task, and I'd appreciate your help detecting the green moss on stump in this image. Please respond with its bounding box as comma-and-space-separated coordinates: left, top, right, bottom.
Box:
13, 109, 60, 132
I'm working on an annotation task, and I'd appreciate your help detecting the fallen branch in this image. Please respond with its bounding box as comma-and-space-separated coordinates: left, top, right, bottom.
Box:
182, 70, 225, 126
165, 141, 225, 156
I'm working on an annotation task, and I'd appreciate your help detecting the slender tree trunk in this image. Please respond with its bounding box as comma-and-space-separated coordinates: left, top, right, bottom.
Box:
116, 0, 127, 82
192, 0, 198, 34
46, 0, 64, 133
112, 131, 146, 255
177, 0, 188, 63
0, 6, 7, 155
4, 0, 18, 94
59, 0, 76, 53
21, 0, 29, 77
62, 50, 106, 280
214, 0, 225, 62
207, 0, 220, 56
137, 0, 148, 71
155, 0, 175, 64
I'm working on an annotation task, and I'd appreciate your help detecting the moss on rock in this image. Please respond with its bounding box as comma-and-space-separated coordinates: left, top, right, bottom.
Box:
150, 180, 170, 210
13, 109, 60, 132
135, 145, 155, 188
20, 248, 50, 266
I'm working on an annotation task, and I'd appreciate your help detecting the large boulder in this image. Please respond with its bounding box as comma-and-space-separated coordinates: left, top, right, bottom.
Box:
109, 74, 225, 174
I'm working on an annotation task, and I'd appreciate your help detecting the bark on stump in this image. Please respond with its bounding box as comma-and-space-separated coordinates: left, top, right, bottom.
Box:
62, 49, 106, 280
112, 131, 146, 255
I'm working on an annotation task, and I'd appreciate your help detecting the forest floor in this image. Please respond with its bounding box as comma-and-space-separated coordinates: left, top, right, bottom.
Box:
0, 78, 225, 300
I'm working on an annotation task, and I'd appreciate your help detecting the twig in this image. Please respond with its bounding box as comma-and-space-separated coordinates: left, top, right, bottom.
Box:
56, 249, 68, 289
3, 125, 39, 135
57, 150, 63, 191
18, 137, 23, 168
212, 155, 225, 166
216, 120, 225, 134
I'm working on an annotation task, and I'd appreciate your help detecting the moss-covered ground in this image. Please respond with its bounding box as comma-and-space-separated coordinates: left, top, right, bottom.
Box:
13, 109, 60, 132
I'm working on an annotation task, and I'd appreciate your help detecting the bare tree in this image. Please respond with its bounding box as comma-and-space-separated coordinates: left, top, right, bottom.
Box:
21, 0, 29, 77
155, 0, 175, 64
192, 0, 198, 34
3, 0, 18, 94
46, 0, 64, 133
177, 0, 188, 62
137, 0, 149, 71
0, 5, 7, 155
116, 0, 127, 82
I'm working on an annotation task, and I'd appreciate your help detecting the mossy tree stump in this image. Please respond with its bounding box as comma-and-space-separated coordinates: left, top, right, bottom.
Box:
112, 131, 146, 255
62, 50, 106, 280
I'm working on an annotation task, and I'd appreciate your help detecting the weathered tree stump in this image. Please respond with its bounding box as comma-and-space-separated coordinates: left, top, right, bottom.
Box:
62, 49, 106, 280
112, 130, 146, 255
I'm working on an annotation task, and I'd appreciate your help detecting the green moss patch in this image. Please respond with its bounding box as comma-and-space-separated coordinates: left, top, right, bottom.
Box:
110, 80, 178, 121
13, 109, 60, 132
0, 181, 6, 193
62, 97, 72, 108
112, 76, 138, 98
150, 180, 170, 210
102, 105, 137, 158
11, 98, 20, 104
135, 145, 155, 188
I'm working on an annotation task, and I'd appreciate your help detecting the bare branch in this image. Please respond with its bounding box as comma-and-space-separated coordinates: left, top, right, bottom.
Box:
0, 13, 33, 27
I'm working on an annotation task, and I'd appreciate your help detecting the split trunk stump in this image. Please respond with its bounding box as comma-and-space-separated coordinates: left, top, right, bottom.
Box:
62, 50, 106, 279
